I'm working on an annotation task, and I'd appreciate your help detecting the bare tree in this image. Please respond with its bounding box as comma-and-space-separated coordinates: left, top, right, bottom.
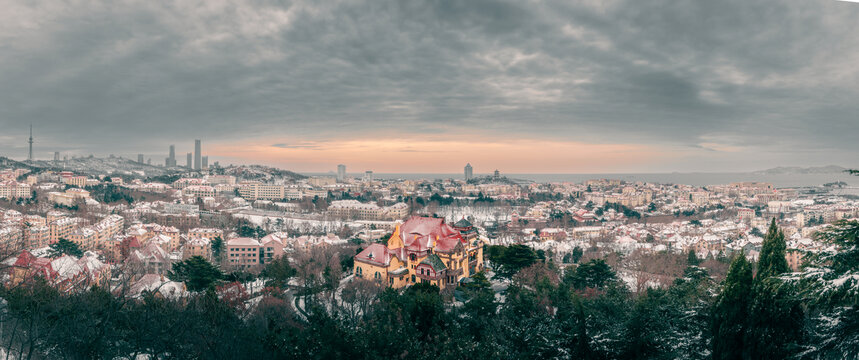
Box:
339, 278, 382, 327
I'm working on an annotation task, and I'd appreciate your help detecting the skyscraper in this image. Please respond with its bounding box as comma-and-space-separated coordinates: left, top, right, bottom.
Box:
337, 164, 346, 182
166, 145, 176, 167
53, 152, 59, 163
194, 139, 201, 170
464, 163, 473, 181
138, 154, 144, 163
27, 124, 33, 161
187, 153, 193, 168
202, 156, 208, 169
363, 170, 374, 182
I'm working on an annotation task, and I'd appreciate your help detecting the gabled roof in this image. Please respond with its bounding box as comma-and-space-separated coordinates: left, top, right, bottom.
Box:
453, 218, 473, 228
387, 224, 404, 249
355, 243, 392, 266
12, 250, 37, 267
121, 236, 142, 249
419, 253, 447, 271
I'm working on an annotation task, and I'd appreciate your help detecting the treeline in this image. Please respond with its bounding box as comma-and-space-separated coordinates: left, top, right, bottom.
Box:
86, 184, 134, 204
0, 220, 857, 359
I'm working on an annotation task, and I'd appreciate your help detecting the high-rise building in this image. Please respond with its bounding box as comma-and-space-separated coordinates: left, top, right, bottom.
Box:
363, 170, 374, 182
53, 152, 59, 162
166, 145, 176, 167
187, 153, 193, 168
494, 169, 500, 178
202, 156, 208, 170
194, 139, 201, 170
138, 154, 144, 164
27, 125, 33, 161
337, 164, 346, 182
464, 163, 473, 181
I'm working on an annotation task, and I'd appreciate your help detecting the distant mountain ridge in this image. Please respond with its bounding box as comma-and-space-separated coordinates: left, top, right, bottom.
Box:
752, 165, 847, 175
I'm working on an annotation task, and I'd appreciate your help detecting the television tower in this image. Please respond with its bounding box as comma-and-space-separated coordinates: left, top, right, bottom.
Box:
28, 124, 33, 161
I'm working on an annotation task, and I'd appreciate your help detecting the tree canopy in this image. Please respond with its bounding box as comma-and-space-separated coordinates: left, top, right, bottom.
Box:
486, 244, 538, 279
168, 256, 224, 292
49, 238, 83, 258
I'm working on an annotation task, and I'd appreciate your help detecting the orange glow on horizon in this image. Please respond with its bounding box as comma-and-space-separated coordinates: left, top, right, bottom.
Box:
206, 135, 673, 173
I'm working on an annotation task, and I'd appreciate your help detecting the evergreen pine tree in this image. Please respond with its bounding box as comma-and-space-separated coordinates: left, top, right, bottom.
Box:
712, 252, 753, 360
757, 219, 789, 279
745, 219, 803, 359
779, 220, 859, 358
686, 249, 700, 266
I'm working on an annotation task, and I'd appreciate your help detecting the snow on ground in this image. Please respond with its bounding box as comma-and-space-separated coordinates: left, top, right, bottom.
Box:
425, 205, 513, 224
233, 212, 351, 233
618, 270, 663, 292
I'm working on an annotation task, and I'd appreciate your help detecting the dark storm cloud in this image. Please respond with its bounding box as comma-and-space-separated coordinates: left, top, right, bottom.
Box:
1, 0, 858, 168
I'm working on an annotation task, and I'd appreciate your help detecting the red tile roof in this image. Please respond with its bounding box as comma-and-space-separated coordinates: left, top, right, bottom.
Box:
400, 216, 463, 253
355, 243, 392, 266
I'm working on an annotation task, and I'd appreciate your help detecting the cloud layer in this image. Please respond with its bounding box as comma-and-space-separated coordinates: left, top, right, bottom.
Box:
1, 0, 858, 172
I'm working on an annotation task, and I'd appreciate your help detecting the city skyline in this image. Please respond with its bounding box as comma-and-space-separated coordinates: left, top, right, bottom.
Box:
0, 2, 855, 357
6, 129, 855, 175
2, 1, 859, 173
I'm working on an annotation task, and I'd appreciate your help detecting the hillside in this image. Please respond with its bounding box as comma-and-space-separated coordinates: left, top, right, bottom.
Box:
752, 165, 847, 175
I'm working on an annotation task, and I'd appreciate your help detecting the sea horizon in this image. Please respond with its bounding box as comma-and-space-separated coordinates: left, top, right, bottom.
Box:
302, 171, 859, 188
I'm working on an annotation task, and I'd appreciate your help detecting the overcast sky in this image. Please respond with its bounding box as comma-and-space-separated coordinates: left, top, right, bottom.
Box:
1, 0, 858, 173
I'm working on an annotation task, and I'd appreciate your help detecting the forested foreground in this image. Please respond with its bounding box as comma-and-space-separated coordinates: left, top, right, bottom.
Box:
1, 220, 858, 359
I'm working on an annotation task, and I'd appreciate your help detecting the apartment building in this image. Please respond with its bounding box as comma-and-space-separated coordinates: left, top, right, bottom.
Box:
327, 200, 409, 220
0, 180, 31, 199
183, 185, 216, 198
182, 237, 213, 261
63, 176, 88, 188
188, 228, 223, 240
50, 217, 81, 243
226, 237, 261, 270
48, 188, 91, 206
237, 182, 286, 200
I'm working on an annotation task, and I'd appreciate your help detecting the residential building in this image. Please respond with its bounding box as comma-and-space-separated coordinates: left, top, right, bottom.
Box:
237, 182, 286, 200
182, 237, 213, 261
48, 188, 91, 206
226, 237, 261, 270
0, 180, 31, 199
